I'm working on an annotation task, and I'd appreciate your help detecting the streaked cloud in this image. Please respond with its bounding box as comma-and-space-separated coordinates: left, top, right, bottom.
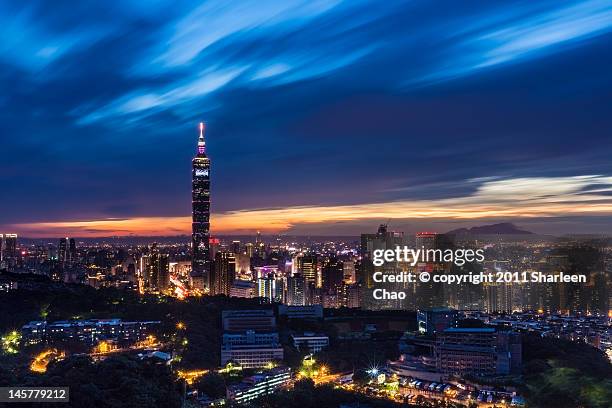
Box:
69, 0, 612, 125
78, 66, 248, 124
476, 0, 612, 68
0, 3, 110, 72
151, 0, 343, 69
419, 0, 612, 83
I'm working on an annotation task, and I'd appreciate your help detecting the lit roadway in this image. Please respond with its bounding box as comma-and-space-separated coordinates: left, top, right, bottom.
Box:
332, 383, 508, 408
313, 373, 341, 385
397, 386, 507, 408
89, 340, 166, 360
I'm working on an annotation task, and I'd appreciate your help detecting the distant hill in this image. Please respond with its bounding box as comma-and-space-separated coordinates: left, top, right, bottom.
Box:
446, 222, 533, 235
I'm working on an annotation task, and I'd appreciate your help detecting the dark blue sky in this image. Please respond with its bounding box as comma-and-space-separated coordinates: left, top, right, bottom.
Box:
1, 0, 612, 236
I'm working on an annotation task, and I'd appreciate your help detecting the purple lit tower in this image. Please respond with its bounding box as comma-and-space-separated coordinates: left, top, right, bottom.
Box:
191, 122, 211, 290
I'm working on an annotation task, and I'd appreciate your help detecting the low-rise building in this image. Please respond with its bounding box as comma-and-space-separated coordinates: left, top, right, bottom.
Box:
21, 319, 160, 346
291, 332, 329, 353
277, 305, 323, 320
229, 280, 256, 298
221, 309, 283, 368
226, 367, 291, 404
417, 308, 458, 336
222, 310, 276, 332
434, 328, 521, 376
221, 330, 284, 368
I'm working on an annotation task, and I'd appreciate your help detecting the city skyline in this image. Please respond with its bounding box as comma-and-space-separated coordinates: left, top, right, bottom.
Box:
2, 1, 612, 237
1, 3, 610, 407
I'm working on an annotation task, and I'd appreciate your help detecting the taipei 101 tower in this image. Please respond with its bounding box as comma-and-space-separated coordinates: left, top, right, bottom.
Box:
191, 122, 211, 290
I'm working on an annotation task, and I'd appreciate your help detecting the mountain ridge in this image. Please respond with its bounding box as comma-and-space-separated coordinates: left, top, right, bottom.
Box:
446, 222, 534, 235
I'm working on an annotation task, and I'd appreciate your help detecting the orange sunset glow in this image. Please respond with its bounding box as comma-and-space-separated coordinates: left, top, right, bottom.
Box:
8, 175, 612, 237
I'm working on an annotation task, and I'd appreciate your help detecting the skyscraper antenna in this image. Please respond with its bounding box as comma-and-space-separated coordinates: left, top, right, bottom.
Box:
198, 122, 206, 154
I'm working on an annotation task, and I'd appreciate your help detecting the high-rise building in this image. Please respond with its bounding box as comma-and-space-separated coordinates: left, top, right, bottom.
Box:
343, 260, 356, 284
139, 255, 151, 289
146, 244, 160, 289
3, 234, 17, 258
359, 225, 406, 310
141, 243, 169, 292
286, 274, 306, 306
212, 251, 236, 296
58, 238, 68, 265
345, 283, 362, 308
485, 282, 514, 313
257, 275, 284, 303
191, 122, 211, 291
235, 253, 251, 276
122, 256, 137, 284
209, 237, 220, 260
157, 254, 170, 292
1, 234, 17, 270
414, 232, 449, 310
5, 234, 17, 259
68, 238, 77, 263
294, 254, 318, 287
415, 232, 437, 250
359, 225, 404, 285
57, 237, 78, 282
322, 258, 344, 292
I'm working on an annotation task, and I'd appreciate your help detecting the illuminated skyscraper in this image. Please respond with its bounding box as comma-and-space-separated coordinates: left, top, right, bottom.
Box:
146, 243, 160, 290
144, 243, 169, 292
294, 254, 318, 287
257, 275, 284, 303
191, 122, 211, 290
4, 234, 17, 259
1, 234, 17, 270
212, 251, 236, 296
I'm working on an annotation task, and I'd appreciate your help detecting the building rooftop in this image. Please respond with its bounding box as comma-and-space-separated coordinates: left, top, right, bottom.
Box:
292, 332, 328, 338
443, 327, 496, 333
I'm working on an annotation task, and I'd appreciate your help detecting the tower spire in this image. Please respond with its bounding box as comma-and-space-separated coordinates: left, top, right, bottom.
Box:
198, 122, 206, 154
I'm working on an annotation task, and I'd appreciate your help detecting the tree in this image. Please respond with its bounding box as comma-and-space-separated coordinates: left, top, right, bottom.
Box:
194, 372, 226, 399
38, 355, 183, 408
